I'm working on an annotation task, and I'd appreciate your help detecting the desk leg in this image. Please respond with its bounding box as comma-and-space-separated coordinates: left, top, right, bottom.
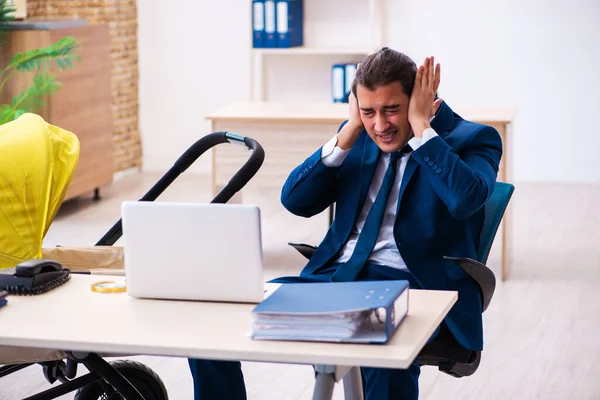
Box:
211, 121, 217, 198
342, 367, 365, 400
211, 147, 217, 198
494, 122, 512, 281
500, 122, 512, 281
313, 365, 358, 400
313, 371, 335, 400
500, 137, 508, 281
502, 217, 507, 281
501, 201, 513, 281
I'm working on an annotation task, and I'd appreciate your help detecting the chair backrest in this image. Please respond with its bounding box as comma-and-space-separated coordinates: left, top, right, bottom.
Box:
476, 182, 515, 265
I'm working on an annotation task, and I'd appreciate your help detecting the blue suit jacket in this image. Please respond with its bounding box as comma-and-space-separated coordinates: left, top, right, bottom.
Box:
280, 101, 503, 351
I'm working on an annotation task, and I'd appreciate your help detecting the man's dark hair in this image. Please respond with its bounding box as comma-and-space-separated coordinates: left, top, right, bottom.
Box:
351, 47, 417, 98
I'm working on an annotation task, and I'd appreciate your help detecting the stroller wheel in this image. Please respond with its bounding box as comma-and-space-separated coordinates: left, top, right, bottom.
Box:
74, 360, 168, 400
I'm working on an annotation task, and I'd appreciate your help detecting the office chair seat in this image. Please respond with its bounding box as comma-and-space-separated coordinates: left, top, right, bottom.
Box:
417, 323, 481, 378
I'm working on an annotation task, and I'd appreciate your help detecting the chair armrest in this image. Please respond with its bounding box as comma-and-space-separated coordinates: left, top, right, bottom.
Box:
442, 256, 496, 312
287, 242, 317, 260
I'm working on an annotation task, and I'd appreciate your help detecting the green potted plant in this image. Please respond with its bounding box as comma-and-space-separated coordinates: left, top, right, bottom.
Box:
0, 0, 80, 125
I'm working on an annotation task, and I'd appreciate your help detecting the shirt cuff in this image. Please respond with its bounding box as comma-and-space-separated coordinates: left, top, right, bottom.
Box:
408, 127, 438, 151
321, 135, 351, 167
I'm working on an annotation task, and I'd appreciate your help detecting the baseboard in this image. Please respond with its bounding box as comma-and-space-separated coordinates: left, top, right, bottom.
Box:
113, 166, 142, 182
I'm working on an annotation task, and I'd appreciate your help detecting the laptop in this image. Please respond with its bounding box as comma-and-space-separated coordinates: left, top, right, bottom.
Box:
121, 201, 264, 303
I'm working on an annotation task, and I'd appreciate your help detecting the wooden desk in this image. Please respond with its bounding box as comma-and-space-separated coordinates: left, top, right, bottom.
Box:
0, 275, 456, 371
207, 101, 514, 280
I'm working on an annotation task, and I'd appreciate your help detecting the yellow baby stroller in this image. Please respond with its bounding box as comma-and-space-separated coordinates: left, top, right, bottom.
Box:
0, 113, 265, 399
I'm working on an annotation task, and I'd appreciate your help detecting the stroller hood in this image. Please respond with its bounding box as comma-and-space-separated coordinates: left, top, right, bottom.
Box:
0, 113, 80, 269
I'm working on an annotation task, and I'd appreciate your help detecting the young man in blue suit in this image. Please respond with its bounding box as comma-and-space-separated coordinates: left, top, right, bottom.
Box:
188, 48, 503, 399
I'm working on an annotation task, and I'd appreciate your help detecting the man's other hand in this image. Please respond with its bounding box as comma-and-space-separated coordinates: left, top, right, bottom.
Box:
409, 56, 442, 137
337, 63, 364, 150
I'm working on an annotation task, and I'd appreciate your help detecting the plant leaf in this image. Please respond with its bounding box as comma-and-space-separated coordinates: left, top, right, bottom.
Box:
0, 0, 16, 23
0, 104, 13, 125
2, 73, 62, 123
0, 0, 16, 48
13, 108, 28, 119
11, 36, 79, 73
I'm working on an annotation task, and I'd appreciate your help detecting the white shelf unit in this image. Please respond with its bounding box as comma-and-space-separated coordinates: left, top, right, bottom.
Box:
252, 47, 375, 56
249, 0, 386, 101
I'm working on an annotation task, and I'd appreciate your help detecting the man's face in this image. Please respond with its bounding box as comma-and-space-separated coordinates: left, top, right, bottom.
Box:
356, 81, 412, 153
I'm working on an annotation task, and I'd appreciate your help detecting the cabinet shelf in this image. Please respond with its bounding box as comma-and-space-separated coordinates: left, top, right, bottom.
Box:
252, 47, 375, 56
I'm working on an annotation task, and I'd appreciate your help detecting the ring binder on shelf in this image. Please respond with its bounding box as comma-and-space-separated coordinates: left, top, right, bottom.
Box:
332, 63, 358, 103
264, 0, 277, 48
252, 0, 266, 48
276, 0, 304, 48
332, 64, 345, 103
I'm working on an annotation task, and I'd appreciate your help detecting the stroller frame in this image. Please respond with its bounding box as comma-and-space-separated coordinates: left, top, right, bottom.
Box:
0, 132, 265, 400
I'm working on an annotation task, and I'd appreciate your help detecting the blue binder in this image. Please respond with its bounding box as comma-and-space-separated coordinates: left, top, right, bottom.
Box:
251, 280, 410, 344
332, 63, 358, 103
276, 0, 303, 48
264, 0, 278, 48
343, 63, 357, 102
332, 64, 345, 103
252, 0, 266, 48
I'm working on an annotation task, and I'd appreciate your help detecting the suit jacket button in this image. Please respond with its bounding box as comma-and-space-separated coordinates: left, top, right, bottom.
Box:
427, 161, 434, 166
424, 156, 430, 162
436, 168, 442, 174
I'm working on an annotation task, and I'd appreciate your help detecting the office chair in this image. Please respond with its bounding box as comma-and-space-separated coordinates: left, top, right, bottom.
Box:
288, 182, 515, 398
417, 181, 515, 377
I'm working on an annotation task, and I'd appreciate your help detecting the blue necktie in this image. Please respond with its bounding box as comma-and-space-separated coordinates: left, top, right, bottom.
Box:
330, 146, 410, 282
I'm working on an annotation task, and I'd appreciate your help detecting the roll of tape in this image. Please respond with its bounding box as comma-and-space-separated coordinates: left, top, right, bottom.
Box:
91, 280, 126, 293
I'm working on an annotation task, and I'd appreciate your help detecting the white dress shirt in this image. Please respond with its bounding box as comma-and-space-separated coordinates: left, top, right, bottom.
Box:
320, 128, 438, 271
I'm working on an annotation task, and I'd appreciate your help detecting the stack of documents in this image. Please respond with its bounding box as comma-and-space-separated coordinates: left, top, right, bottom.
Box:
251, 280, 409, 344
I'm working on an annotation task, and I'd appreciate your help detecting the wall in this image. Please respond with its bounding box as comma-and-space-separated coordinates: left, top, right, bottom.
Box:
138, 0, 600, 183
27, 0, 141, 172
138, 0, 250, 173
385, 0, 600, 183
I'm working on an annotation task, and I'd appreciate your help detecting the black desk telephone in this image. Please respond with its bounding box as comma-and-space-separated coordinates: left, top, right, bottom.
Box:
0, 259, 71, 295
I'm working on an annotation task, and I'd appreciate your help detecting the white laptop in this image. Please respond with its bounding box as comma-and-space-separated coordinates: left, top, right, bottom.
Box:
120, 201, 264, 303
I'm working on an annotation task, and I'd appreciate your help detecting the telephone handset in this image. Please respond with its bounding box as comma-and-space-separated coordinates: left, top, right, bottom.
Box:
0, 259, 71, 295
